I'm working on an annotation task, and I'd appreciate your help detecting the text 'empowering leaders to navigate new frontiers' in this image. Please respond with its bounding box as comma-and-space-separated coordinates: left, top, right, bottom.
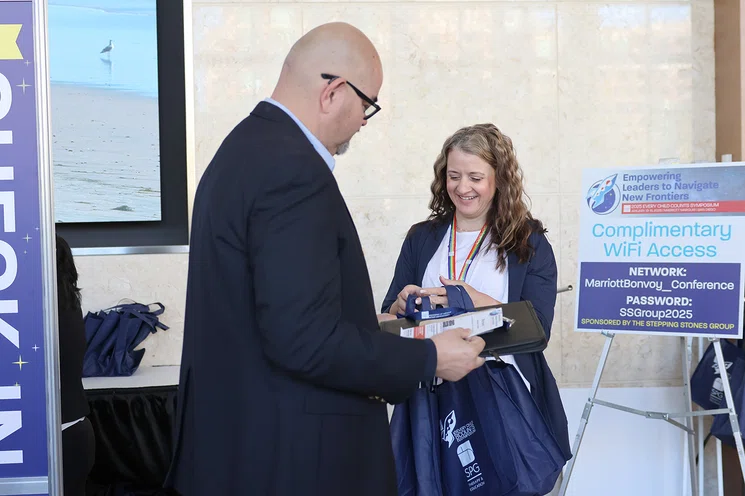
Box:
621, 171, 718, 202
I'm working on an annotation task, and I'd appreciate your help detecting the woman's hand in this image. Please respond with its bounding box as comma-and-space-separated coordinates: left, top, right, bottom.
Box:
389, 284, 426, 315
422, 275, 501, 308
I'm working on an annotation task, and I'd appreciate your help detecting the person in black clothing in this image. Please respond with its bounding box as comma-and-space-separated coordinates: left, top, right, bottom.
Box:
164, 22, 485, 496
56, 235, 96, 495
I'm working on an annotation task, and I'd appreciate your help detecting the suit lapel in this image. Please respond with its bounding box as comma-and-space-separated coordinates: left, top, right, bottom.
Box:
508, 252, 527, 303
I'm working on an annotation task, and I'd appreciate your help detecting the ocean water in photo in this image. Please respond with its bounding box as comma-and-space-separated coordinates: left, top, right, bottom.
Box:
49, 0, 158, 98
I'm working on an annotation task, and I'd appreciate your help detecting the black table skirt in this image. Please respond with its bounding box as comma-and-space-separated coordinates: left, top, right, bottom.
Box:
84, 385, 178, 496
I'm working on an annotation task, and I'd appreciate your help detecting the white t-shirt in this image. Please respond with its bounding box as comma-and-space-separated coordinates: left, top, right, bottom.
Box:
422, 225, 531, 392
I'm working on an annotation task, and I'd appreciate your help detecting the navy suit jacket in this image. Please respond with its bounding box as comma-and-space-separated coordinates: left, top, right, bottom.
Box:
165, 102, 438, 496
381, 218, 572, 459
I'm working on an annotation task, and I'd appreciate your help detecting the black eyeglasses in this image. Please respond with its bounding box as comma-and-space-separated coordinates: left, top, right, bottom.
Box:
321, 73, 381, 120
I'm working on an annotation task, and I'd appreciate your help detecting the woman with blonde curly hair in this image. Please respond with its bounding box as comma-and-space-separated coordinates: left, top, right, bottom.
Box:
382, 123, 571, 463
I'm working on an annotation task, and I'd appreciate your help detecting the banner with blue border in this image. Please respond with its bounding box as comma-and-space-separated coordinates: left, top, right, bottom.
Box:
575, 163, 745, 338
0, 0, 51, 488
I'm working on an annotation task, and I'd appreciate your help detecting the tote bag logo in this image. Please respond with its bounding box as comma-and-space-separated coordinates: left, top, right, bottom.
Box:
440, 410, 457, 447
457, 440, 476, 467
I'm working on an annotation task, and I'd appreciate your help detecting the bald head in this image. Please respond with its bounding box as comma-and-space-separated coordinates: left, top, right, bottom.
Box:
271, 22, 383, 156
279, 22, 381, 96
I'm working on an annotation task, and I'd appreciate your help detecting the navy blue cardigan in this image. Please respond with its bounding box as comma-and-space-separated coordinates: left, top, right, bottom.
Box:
381, 218, 572, 459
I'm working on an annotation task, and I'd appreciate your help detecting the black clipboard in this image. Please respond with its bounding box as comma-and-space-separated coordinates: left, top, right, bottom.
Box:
478, 300, 547, 356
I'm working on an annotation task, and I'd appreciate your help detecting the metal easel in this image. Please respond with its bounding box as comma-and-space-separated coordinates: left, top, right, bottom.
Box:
557, 332, 745, 496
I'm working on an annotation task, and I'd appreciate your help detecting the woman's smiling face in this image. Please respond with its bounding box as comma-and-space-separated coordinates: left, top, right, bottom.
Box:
446, 148, 496, 225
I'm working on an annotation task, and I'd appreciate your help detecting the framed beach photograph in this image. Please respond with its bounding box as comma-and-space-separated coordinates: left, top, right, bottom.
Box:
49, 0, 161, 223
49, 0, 190, 251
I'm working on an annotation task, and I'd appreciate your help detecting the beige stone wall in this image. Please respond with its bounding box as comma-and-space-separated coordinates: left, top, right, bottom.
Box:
77, 0, 716, 388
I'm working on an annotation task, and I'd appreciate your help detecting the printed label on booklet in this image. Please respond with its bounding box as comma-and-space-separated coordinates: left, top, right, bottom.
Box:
400, 308, 503, 339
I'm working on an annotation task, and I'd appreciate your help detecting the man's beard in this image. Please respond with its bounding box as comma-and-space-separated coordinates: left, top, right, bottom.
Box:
336, 140, 350, 156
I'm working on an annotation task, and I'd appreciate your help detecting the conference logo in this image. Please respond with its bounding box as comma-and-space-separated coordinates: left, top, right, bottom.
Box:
586, 173, 621, 215
440, 410, 457, 447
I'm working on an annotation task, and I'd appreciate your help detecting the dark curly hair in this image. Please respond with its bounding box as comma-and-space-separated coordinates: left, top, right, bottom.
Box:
56, 235, 81, 310
426, 123, 545, 270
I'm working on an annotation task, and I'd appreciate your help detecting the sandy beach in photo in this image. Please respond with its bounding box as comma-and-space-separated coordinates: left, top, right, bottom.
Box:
51, 83, 161, 223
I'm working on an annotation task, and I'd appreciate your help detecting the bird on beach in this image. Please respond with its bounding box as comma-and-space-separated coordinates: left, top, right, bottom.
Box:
100, 40, 113, 55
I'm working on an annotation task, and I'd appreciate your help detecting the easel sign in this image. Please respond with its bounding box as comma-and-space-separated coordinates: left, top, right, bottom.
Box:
560, 161, 745, 496
575, 163, 745, 339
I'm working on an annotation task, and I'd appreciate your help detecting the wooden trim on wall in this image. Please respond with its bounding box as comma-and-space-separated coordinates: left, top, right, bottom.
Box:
715, 0, 743, 161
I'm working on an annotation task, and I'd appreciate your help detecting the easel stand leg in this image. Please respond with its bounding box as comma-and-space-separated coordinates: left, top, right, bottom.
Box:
558, 331, 615, 496
712, 338, 745, 484
559, 332, 721, 496
681, 336, 698, 495
697, 337, 705, 496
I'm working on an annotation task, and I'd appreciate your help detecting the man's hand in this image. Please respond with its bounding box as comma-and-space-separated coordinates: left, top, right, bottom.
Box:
430, 328, 486, 382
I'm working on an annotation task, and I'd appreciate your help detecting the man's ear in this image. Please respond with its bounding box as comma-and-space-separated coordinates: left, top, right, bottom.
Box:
319, 78, 345, 114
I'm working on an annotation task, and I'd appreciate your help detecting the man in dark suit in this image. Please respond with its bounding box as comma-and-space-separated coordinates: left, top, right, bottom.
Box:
165, 22, 486, 496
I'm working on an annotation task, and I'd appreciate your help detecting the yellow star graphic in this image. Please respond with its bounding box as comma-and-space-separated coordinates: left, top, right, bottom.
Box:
0, 25, 22, 60
12, 355, 28, 371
